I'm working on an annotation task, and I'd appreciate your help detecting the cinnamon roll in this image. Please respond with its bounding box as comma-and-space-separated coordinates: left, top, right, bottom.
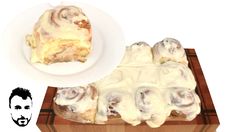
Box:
165, 87, 201, 120
135, 86, 171, 128
53, 84, 98, 123
152, 38, 188, 64
159, 61, 196, 90
96, 90, 141, 126
26, 5, 92, 64
120, 42, 153, 66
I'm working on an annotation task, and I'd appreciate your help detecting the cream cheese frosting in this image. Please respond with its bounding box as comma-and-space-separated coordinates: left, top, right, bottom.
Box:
94, 41, 199, 128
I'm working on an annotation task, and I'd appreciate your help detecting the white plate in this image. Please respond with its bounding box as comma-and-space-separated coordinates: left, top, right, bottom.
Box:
3, 2, 125, 87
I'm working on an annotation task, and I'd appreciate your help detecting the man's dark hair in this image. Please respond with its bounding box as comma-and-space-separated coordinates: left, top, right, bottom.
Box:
9, 87, 32, 108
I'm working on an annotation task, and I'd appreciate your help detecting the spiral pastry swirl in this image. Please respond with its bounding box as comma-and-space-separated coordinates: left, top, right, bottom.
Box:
54, 87, 86, 106
152, 38, 188, 64
135, 86, 171, 127
26, 5, 92, 64
54, 85, 97, 113
53, 84, 98, 123
166, 87, 201, 120
50, 6, 90, 28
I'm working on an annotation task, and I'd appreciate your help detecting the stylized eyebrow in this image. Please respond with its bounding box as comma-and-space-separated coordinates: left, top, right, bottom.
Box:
15, 105, 21, 110
25, 105, 30, 109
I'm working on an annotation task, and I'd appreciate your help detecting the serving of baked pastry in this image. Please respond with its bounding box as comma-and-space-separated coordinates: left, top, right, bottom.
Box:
52, 39, 201, 128
165, 87, 201, 121
53, 84, 98, 123
159, 61, 196, 89
26, 5, 92, 64
152, 38, 188, 64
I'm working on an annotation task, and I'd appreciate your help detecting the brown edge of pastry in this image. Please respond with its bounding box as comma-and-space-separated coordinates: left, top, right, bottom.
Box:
53, 85, 98, 123
166, 110, 188, 121
53, 101, 97, 123
53, 95, 188, 125
100, 111, 188, 125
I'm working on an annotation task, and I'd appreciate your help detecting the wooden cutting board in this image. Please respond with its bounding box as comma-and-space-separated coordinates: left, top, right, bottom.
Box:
37, 49, 219, 132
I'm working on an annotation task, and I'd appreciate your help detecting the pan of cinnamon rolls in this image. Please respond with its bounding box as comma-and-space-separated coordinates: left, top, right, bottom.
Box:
53, 38, 201, 128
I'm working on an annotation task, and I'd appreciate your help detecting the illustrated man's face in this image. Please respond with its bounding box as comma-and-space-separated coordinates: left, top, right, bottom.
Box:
10, 95, 32, 127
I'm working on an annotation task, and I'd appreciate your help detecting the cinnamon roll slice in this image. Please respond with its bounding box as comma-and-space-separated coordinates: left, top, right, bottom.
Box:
165, 87, 201, 120
53, 84, 98, 123
26, 5, 92, 64
152, 38, 188, 64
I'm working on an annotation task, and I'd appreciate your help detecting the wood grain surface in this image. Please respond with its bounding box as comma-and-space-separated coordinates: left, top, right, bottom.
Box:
37, 49, 219, 132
